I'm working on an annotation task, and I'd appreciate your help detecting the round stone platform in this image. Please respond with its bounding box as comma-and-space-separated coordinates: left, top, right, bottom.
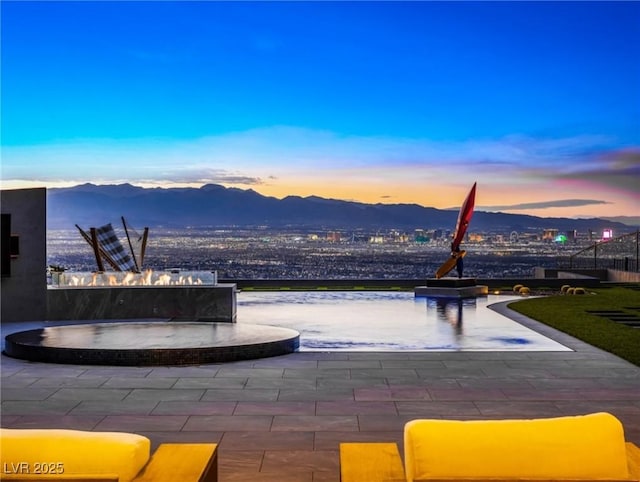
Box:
4, 322, 300, 366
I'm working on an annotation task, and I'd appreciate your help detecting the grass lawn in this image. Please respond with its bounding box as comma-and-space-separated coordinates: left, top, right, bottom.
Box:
508, 285, 640, 367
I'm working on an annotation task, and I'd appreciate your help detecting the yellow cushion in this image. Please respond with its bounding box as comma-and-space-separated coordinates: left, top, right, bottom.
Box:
404, 412, 630, 481
0, 429, 150, 482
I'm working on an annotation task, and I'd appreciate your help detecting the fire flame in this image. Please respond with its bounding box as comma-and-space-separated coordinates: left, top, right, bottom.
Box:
63, 269, 205, 287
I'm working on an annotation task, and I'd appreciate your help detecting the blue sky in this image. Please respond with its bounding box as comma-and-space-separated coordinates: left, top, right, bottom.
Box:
2, 1, 639, 218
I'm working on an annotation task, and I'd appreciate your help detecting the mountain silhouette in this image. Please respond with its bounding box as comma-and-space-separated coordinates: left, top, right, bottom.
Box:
47, 183, 633, 234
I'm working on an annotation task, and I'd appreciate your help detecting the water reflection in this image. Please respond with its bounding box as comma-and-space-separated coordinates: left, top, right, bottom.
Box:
427, 297, 477, 336
237, 292, 571, 352
38, 322, 298, 349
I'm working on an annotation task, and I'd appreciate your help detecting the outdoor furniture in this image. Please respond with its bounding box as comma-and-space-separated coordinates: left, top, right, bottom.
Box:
75, 217, 148, 272
340, 412, 640, 482
0, 428, 217, 481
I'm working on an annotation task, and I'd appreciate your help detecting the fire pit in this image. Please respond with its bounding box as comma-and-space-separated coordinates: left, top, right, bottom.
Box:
3, 270, 302, 366
50, 269, 217, 287
47, 270, 236, 322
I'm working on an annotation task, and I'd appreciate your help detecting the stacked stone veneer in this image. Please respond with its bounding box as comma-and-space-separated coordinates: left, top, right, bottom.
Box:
47, 284, 237, 322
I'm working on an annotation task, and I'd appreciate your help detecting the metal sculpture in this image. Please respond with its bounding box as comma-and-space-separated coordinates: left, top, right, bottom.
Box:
435, 182, 476, 279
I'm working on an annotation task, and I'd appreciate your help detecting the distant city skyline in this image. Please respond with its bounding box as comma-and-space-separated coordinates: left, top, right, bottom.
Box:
2, 1, 638, 219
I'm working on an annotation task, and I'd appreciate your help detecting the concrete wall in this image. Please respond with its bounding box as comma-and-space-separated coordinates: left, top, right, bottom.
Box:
558, 271, 603, 279
1, 188, 47, 322
607, 269, 640, 283
533, 267, 608, 281
535, 266, 639, 283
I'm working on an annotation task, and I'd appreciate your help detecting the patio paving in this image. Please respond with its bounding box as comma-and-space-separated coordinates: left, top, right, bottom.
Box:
2, 305, 640, 482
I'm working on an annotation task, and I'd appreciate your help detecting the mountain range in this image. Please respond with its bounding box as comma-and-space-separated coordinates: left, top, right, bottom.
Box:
47, 183, 636, 233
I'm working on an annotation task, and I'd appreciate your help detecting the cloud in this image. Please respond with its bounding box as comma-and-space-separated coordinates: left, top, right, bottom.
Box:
479, 199, 611, 212
564, 148, 640, 196
522, 147, 640, 195
1, 127, 637, 207
147, 168, 264, 186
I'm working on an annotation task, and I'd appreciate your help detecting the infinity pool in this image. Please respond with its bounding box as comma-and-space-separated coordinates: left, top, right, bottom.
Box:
237, 291, 571, 352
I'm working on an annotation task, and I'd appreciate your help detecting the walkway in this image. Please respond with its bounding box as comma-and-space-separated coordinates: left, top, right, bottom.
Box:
2, 305, 639, 482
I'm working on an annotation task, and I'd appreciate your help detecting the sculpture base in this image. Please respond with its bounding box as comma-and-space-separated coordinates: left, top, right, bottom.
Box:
414, 278, 488, 298
426, 278, 477, 288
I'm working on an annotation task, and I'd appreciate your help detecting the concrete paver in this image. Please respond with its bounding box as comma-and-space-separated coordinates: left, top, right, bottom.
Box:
2, 305, 640, 481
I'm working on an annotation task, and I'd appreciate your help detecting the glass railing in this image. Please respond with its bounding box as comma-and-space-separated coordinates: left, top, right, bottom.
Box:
48, 269, 218, 287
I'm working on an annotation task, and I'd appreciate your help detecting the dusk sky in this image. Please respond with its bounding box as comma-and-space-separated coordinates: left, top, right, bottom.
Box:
2, 1, 639, 219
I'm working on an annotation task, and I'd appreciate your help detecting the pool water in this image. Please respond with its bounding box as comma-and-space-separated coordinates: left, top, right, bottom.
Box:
237, 291, 571, 352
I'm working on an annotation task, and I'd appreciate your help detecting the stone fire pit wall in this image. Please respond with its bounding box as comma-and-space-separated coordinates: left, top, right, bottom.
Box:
47, 284, 237, 322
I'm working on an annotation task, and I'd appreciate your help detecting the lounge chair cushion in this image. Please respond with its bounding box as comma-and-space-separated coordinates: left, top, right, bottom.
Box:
404, 412, 630, 481
0, 429, 150, 482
